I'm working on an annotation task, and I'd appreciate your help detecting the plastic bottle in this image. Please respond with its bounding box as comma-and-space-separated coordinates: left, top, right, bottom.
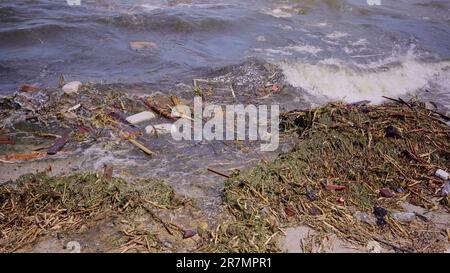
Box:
392, 212, 415, 222
355, 212, 376, 225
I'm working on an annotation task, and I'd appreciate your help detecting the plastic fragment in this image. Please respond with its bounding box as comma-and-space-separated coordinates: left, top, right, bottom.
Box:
392, 212, 416, 222
125, 111, 156, 125
435, 169, 449, 180
62, 81, 82, 94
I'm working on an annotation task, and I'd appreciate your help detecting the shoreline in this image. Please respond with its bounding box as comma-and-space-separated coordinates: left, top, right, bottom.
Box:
0, 81, 449, 253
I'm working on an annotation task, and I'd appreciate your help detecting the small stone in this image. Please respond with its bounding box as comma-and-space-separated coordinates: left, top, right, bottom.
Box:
385, 125, 402, 138
125, 111, 156, 125
62, 81, 82, 94
182, 230, 197, 239
380, 188, 394, 198
311, 207, 320, 216
306, 190, 317, 201
162, 241, 173, 248
435, 169, 449, 180
373, 206, 388, 227
441, 180, 450, 196
376, 218, 388, 227
424, 102, 437, 111
373, 206, 388, 218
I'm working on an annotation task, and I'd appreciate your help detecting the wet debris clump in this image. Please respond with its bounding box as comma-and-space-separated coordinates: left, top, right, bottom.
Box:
204, 101, 449, 253
0, 172, 194, 253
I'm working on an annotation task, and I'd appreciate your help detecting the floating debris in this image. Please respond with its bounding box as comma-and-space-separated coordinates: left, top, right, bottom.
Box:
126, 111, 156, 125
62, 81, 82, 95
130, 41, 157, 51
19, 84, 39, 93
47, 133, 69, 155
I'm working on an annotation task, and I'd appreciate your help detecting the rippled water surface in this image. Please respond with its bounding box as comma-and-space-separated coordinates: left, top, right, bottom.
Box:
1, 0, 450, 104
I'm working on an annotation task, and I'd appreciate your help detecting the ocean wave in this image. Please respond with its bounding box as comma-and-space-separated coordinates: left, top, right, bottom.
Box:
280, 50, 450, 103
96, 11, 234, 33
0, 24, 78, 46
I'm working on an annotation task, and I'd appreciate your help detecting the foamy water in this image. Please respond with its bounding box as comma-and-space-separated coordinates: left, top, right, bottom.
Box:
1, 0, 449, 106
281, 50, 450, 104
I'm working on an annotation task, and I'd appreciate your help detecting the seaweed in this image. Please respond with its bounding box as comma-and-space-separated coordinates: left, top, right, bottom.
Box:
204, 101, 449, 253
0, 172, 180, 252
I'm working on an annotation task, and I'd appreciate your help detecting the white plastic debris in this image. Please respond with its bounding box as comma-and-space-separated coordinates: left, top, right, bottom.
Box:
392, 212, 416, 222
125, 111, 156, 125
435, 169, 449, 180
354, 212, 376, 225
442, 180, 450, 196
67, 104, 81, 112
62, 81, 82, 94
145, 124, 174, 135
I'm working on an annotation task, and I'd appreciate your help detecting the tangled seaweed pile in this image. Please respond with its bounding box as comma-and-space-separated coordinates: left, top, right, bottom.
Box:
0, 83, 188, 163
0, 172, 186, 253
206, 101, 449, 252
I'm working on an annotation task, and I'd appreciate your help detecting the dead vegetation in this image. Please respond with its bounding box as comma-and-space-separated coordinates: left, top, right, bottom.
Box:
1, 83, 449, 253
0, 172, 191, 253
203, 100, 449, 252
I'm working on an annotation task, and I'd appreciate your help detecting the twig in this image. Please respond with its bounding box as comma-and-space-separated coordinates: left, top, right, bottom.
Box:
128, 138, 154, 156
207, 168, 230, 178
230, 84, 236, 100
143, 99, 178, 121
373, 237, 414, 253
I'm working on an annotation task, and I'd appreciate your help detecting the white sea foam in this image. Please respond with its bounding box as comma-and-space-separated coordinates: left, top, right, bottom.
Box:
261, 6, 293, 18
285, 45, 323, 55
254, 44, 323, 57
280, 51, 450, 103
326, 31, 350, 40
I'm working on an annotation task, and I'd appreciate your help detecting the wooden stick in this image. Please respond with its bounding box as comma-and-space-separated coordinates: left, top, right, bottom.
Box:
230, 84, 236, 100
47, 133, 69, 155
128, 138, 154, 156
0, 137, 14, 145
207, 168, 230, 178
382, 96, 413, 110
373, 237, 414, 253
143, 99, 178, 121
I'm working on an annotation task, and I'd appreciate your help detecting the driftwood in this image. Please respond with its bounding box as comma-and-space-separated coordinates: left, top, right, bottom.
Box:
207, 168, 230, 178
0, 136, 14, 145
143, 99, 178, 122
47, 133, 69, 155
